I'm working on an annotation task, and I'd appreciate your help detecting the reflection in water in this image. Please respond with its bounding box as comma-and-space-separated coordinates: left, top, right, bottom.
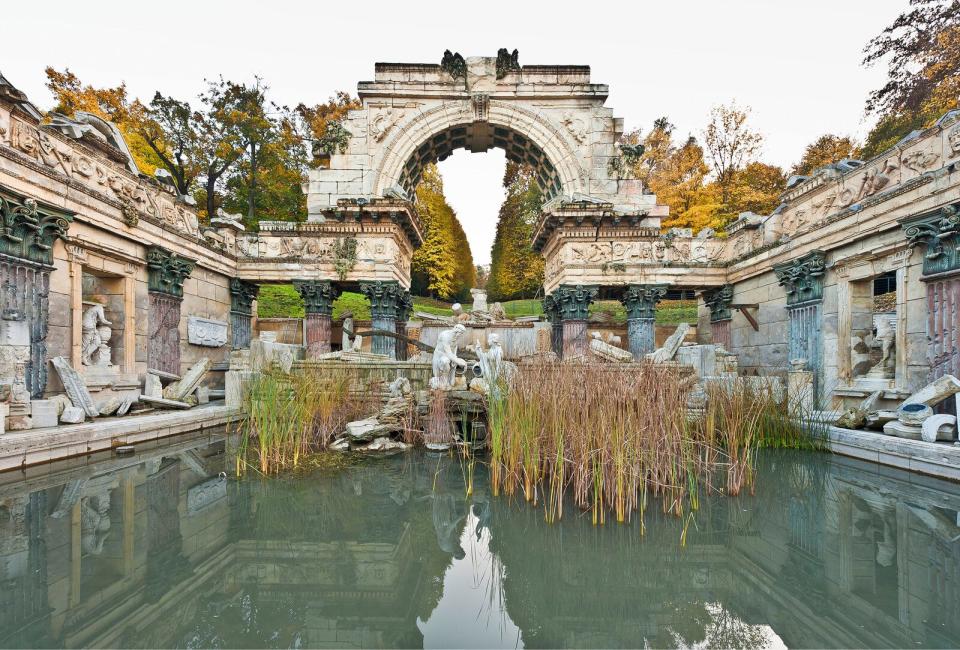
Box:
2, 438, 960, 648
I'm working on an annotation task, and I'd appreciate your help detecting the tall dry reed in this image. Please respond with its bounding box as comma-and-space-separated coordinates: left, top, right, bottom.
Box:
488, 364, 817, 529
236, 367, 372, 475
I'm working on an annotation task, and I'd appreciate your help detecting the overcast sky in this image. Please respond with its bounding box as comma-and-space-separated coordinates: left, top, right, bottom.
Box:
5, 0, 905, 264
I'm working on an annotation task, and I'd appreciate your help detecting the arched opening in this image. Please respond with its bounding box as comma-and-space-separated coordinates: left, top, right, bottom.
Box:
396, 122, 563, 204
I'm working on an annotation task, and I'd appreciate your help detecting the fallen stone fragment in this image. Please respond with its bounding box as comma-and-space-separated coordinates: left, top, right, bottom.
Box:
360, 436, 411, 453
883, 419, 923, 439
897, 402, 933, 426
148, 368, 181, 383
50, 356, 99, 418
163, 358, 211, 401
140, 395, 192, 410
345, 417, 389, 441
116, 396, 137, 417
196, 386, 210, 404
50, 394, 73, 416
921, 414, 958, 443
31, 400, 58, 428
60, 406, 86, 424
97, 397, 122, 417
144, 373, 163, 398
330, 438, 351, 451
905, 374, 960, 407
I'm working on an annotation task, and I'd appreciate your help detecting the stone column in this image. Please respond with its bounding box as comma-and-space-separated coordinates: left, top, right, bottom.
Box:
774, 251, 827, 401
620, 284, 667, 359
360, 281, 407, 360
0, 195, 71, 399
229, 279, 259, 349
293, 280, 339, 358
542, 294, 562, 357
702, 285, 734, 350
146, 247, 195, 375
553, 284, 598, 359
394, 289, 414, 361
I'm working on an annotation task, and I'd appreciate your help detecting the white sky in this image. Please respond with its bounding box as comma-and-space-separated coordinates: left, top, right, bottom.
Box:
4, 0, 905, 264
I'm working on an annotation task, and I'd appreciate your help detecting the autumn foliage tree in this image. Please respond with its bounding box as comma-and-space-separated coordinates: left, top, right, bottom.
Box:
790, 134, 860, 177
861, 0, 960, 157
411, 165, 475, 301
487, 163, 545, 301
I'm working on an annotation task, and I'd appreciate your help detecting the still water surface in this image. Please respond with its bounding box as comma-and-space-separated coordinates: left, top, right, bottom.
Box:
2, 436, 960, 649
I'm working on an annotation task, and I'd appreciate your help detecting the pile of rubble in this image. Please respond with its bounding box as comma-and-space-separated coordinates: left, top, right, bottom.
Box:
32, 356, 217, 428
835, 374, 959, 442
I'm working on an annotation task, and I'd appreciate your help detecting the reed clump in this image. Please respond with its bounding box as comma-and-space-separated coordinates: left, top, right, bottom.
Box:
487, 364, 819, 527
236, 367, 373, 475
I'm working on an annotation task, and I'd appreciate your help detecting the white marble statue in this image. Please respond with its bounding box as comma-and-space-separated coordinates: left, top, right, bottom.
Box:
431, 324, 468, 389
81, 303, 113, 367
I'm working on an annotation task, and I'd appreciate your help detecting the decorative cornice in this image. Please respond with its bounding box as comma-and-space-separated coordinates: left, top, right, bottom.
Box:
553, 284, 598, 321
146, 246, 195, 298
230, 279, 260, 315
359, 280, 407, 320
620, 284, 667, 320
702, 284, 734, 322
901, 203, 960, 277
294, 280, 340, 315
0, 191, 71, 266
773, 250, 826, 306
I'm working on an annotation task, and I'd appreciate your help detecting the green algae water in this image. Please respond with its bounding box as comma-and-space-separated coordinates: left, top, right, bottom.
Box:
2, 434, 959, 649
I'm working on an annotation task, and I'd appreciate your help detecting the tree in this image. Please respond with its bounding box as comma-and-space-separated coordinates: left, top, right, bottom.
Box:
863, 0, 960, 116
623, 117, 675, 184
206, 78, 275, 222
727, 162, 786, 216
410, 165, 474, 300
487, 163, 545, 301
702, 103, 764, 204
296, 92, 361, 164
860, 0, 960, 157
650, 136, 712, 230
44, 67, 161, 174
790, 134, 860, 177
134, 92, 203, 197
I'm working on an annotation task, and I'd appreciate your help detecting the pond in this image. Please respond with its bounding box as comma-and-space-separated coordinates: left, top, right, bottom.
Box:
2, 435, 960, 649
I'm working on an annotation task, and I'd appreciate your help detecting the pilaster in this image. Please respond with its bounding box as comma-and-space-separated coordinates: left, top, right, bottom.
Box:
360, 280, 407, 359
229, 279, 259, 350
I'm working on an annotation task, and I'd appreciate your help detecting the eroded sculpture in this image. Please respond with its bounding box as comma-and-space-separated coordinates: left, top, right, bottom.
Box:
81, 303, 113, 367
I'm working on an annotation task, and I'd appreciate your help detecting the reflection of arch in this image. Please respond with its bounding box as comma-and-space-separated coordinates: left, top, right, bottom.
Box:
373, 100, 586, 201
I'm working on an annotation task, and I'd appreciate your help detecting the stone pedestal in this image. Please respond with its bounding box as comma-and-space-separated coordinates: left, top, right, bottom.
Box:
626, 318, 655, 358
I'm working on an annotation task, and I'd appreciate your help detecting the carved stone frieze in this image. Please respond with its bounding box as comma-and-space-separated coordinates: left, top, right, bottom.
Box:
187, 317, 228, 347
773, 250, 827, 305
4, 116, 199, 239
369, 109, 403, 142
146, 246, 195, 298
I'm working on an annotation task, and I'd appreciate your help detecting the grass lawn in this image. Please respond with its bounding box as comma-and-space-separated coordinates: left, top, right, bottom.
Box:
256, 284, 698, 326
